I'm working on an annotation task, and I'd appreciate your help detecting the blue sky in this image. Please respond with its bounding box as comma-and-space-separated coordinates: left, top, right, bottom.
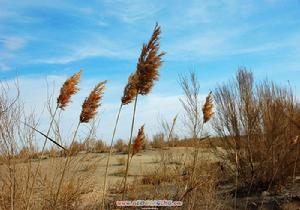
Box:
1, 0, 300, 144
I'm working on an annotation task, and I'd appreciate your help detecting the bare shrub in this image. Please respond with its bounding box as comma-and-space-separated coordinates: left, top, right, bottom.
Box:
114, 139, 128, 153
68, 141, 85, 156
211, 69, 300, 195
151, 133, 165, 148
179, 71, 202, 139
141, 136, 150, 150
93, 140, 108, 153
84, 138, 107, 153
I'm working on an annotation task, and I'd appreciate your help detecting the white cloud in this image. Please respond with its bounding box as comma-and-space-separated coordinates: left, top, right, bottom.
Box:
0, 36, 27, 72
2, 36, 27, 50
34, 36, 136, 64
166, 27, 300, 61
166, 29, 242, 60
104, 0, 163, 23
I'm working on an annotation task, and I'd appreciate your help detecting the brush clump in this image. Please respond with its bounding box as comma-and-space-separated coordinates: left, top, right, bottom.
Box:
202, 91, 214, 123
132, 125, 145, 157
80, 80, 107, 123
57, 70, 82, 110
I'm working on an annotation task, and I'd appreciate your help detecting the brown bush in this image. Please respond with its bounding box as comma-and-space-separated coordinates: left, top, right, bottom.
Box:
94, 140, 108, 152
211, 69, 300, 194
114, 139, 128, 153
68, 141, 85, 156
151, 133, 165, 148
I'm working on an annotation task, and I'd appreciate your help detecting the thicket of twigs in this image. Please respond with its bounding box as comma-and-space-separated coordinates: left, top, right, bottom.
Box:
211, 69, 299, 194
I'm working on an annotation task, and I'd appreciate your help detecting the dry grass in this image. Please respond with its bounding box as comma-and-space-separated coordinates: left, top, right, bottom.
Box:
116, 157, 126, 166
0, 153, 97, 210
107, 149, 230, 210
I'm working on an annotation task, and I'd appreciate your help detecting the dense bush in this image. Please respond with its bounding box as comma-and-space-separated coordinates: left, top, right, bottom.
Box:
151, 133, 165, 148
211, 69, 300, 193
114, 139, 128, 153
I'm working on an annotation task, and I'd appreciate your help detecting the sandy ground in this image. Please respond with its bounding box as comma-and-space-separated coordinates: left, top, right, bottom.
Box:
35, 147, 218, 189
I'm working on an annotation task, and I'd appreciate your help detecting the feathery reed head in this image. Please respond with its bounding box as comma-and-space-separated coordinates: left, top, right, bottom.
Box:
202, 91, 214, 123
291, 135, 299, 145
136, 23, 165, 95
121, 73, 138, 105
57, 70, 82, 110
80, 80, 106, 123
132, 125, 145, 157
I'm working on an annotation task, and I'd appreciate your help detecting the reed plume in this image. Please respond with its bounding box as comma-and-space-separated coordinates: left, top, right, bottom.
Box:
121, 23, 164, 104
132, 125, 145, 157
202, 91, 214, 123
80, 80, 106, 123
136, 23, 165, 95
122, 73, 138, 105
57, 70, 82, 110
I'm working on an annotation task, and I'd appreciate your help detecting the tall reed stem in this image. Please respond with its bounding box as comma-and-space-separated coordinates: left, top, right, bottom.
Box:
167, 114, 178, 146
190, 123, 204, 181
25, 105, 59, 210
54, 121, 81, 206
101, 104, 123, 209
122, 94, 138, 200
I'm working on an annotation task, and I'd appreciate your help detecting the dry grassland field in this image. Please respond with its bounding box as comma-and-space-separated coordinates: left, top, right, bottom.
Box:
1, 1, 300, 210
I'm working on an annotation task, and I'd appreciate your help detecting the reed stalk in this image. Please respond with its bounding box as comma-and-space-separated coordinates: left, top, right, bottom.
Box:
122, 94, 138, 200
167, 114, 178, 146
101, 104, 123, 209
54, 121, 80, 206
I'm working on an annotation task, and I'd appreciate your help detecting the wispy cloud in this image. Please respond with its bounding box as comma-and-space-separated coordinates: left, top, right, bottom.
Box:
1, 36, 27, 50
104, 0, 163, 23
33, 36, 136, 64
0, 36, 27, 72
166, 27, 300, 61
